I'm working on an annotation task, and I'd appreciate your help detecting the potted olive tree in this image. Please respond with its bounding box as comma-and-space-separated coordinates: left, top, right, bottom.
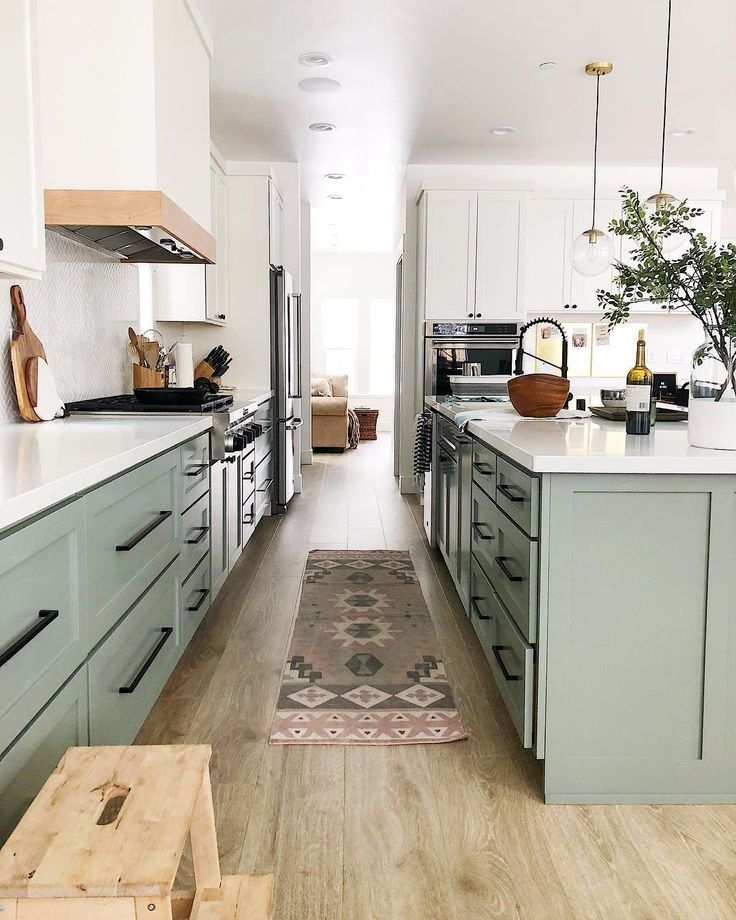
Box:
598, 187, 736, 449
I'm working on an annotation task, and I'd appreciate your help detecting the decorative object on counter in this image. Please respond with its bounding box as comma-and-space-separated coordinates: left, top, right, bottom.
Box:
590, 405, 687, 422
10, 285, 66, 422
599, 188, 736, 449
625, 329, 655, 435
128, 326, 165, 388
270, 550, 467, 745
354, 406, 379, 440
599, 388, 626, 408
571, 61, 614, 277
509, 317, 570, 417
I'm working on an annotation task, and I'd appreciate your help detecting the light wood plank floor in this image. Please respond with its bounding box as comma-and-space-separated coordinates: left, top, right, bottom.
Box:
139, 436, 736, 919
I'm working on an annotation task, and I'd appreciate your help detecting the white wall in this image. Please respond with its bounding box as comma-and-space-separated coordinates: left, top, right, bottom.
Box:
310, 251, 396, 432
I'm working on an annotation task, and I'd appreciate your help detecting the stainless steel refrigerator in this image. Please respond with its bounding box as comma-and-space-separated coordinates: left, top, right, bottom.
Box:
270, 265, 303, 513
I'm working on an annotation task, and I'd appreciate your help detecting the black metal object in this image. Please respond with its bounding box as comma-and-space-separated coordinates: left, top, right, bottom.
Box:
118, 627, 173, 693
185, 463, 209, 477
513, 317, 569, 378
471, 521, 495, 541
492, 645, 521, 681
187, 589, 210, 613
0, 610, 59, 668
115, 510, 172, 552
497, 483, 524, 504
472, 461, 494, 476
470, 597, 492, 621
185, 526, 209, 545
495, 556, 523, 583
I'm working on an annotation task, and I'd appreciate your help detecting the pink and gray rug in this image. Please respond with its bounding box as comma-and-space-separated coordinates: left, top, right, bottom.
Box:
270, 550, 467, 745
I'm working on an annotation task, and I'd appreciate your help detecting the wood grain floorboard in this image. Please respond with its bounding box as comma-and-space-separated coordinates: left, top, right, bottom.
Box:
136, 436, 736, 920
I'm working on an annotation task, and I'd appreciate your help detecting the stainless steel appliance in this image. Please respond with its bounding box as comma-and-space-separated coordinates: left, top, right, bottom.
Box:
424, 320, 520, 399
270, 266, 303, 514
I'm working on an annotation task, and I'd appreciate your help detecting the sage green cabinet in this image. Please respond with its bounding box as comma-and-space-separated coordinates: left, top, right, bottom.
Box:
181, 553, 211, 648
180, 432, 210, 511
181, 490, 210, 579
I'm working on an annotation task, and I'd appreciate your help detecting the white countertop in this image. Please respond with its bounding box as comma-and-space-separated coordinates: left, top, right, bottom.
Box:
426, 397, 736, 474
231, 388, 274, 411
0, 416, 213, 533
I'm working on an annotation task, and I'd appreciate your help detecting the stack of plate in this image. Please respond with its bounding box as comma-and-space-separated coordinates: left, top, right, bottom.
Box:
448, 375, 510, 398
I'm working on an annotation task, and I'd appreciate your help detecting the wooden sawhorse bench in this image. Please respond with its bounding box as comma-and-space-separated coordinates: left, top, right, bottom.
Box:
0, 745, 272, 919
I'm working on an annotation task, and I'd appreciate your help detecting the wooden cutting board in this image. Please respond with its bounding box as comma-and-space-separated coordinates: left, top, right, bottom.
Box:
10, 284, 65, 422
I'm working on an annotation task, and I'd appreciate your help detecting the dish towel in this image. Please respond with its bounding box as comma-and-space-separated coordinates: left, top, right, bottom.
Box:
453, 405, 591, 431
413, 411, 433, 476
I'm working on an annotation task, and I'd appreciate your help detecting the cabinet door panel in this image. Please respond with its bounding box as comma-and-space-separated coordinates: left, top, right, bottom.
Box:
422, 192, 477, 319
475, 193, 526, 321
525, 200, 572, 312
210, 460, 228, 600
226, 455, 242, 570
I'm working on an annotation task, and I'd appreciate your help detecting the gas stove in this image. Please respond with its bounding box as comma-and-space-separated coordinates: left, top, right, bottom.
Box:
66, 393, 235, 414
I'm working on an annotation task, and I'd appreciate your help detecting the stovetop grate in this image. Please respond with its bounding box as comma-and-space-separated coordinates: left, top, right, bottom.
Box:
66, 394, 234, 414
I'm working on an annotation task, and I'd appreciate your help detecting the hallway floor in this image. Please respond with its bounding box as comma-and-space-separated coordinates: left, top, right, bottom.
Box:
139, 436, 736, 920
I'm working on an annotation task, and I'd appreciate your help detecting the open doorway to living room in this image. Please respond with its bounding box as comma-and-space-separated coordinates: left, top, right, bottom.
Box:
309, 250, 396, 457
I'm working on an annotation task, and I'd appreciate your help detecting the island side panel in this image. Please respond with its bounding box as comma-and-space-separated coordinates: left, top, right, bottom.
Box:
543, 472, 734, 803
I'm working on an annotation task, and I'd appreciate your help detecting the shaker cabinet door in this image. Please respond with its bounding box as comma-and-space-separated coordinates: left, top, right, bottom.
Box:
475, 192, 527, 321
421, 191, 477, 320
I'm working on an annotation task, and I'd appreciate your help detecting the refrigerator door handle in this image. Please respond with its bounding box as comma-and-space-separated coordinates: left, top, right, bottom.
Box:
290, 293, 302, 399
285, 417, 303, 431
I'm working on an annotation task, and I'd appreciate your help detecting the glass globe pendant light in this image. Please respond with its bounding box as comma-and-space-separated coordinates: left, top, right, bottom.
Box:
572, 61, 614, 277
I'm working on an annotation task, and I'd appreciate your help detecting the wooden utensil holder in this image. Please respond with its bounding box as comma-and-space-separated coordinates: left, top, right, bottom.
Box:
133, 363, 165, 388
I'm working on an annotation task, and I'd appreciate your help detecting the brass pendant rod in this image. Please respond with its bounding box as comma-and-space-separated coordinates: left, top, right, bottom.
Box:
659, 0, 673, 193
592, 73, 601, 230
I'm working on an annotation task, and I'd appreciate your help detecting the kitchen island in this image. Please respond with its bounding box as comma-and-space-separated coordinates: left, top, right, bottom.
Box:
425, 396, 735, 803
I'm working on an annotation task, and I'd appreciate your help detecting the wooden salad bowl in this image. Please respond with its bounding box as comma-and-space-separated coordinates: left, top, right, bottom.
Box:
508, 374, 570, 418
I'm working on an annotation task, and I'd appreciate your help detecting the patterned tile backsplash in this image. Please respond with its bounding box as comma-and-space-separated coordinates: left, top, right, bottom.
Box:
0, 231, 140, 422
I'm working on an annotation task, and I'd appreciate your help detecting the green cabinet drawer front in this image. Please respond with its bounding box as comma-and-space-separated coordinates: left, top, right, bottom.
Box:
0, 502, 86, 750
181, 433, 210, 512
86, 450, 179, 645
242, 486, 257, 548
255, 452, 273, 521
495, 457, 539, 538
88, 563, 179, 746
470, 558, 534, 748
470, 485, 538, 643
181, 553, 211, 648
242, 451, 256, 503
471, 440, 497, 498
181, 491, 210, 582
0, 668, 88, 845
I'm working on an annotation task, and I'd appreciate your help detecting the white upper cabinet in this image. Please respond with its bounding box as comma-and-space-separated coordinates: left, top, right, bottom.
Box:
0, 0, 45, 278
524, 200, 573, 314
36, 0, 212, 231
419, 191, 477, 320
205, 160, 229, 324
269, 181, 284, 266
475, 191, 527, 322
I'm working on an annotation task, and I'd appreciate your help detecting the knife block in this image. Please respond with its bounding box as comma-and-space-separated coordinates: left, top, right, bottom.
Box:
133, 364, 165, 388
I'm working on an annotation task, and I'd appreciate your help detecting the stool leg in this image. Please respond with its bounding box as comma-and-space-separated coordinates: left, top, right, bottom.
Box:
189, 770, 221, 891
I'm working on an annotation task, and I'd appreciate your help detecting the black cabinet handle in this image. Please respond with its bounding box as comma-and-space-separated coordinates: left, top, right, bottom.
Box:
185, 463, 209, 477
118, 627, 173, 693
0, 610, 59, 668
471, 521, 495, 541
495, 555, 522, 582
243, 468, 255, 482
185, 525, 209, 545
258, 478, 273, 493
116, 510, 172, 552
472, 461, 494, 476
187, 588, 210, 612
243, 510, 255, 525
492, 645, 521, 681
497, 483, 524, 503
470, 597, 491, 621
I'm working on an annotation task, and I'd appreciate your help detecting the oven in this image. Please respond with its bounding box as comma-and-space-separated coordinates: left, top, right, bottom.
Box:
424, 320, 520, 398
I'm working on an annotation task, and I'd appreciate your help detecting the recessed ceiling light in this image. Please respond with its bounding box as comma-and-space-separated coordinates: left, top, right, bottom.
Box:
490, 126, 518, 136
538, 61, 558, 71
299, 52, 333, 67
309, 122, 337, 132
324, 172, 345, 180
669, 128, 697, 137
298, 77, 341, 93
327, 194, 343, 200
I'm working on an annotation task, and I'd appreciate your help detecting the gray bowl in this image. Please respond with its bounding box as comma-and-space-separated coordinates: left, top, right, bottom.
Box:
600, 388, 626, 408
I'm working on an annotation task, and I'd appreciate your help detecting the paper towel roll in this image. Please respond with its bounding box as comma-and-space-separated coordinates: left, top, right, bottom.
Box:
173, 342, 194, 388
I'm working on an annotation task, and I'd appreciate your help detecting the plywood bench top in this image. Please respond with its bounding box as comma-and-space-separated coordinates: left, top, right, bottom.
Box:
0, 745, 213, 899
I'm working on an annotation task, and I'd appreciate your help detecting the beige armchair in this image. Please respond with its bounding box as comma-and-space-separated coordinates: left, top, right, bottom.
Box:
312, 374, 349, 450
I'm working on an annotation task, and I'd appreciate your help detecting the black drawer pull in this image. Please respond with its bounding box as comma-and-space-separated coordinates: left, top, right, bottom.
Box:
243, 509, 255, 525
187, 588, 210, 612
470, 597, 492, 621
495, 556, 522, 582
243, 469, 255, 482
0, 610, 59, 668
497, 482, 525, 503
492, 644, 521, 682
471, 521, 495, 541
185, 463, 209, 477
118, 627, 173, 694
258, 477, 274, 493
185, 525, 209, 545
116, 510, 172, 552
473, 461, 494, 476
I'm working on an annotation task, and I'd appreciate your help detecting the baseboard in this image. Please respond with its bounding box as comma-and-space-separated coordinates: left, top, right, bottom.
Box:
301, 449, 313, 465
399, 475, 419, 495
294, 472, 303, 493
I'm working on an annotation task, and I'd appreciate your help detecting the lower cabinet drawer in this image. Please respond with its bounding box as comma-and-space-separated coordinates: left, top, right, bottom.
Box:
472, 440, 497, 498
180, 432, 210, 512
181, 554, 211, 649
255, 452, 273, 520
88, 563, 179, 745
495, 457, 539, 538
0, 668, 88, 845
181, 491, 210, 580
470, 558, 534, 748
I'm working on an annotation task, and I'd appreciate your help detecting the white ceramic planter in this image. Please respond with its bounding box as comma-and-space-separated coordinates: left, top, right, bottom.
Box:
687, 398, 736, 450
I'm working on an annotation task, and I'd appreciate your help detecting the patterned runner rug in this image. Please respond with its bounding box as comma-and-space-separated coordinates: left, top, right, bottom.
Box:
270, 550, 468, 745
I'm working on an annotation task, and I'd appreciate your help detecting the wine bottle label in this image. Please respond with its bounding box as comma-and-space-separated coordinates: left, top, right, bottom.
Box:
626, 384, 652, 412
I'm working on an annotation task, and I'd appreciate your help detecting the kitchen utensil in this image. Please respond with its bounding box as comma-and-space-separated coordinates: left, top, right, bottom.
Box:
508, 374, 570, 418
591, 405, 688, 422
134, 386, 215, 405
600, 388, 626, 408
10, 285, 65, 422
132, 365, 165, 388
128, 326, 149, 368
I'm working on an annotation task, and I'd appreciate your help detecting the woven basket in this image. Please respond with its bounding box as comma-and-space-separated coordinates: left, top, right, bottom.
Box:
355, 407, 379, 440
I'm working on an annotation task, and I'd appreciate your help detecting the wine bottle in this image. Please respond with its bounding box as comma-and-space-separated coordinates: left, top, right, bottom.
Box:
626, 329, 653, 435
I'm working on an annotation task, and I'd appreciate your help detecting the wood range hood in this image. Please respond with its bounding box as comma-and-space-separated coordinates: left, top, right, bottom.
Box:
44, 189, 216, 264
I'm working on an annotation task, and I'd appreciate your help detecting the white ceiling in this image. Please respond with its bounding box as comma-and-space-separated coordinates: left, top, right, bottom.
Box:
198, 0, 736, 252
